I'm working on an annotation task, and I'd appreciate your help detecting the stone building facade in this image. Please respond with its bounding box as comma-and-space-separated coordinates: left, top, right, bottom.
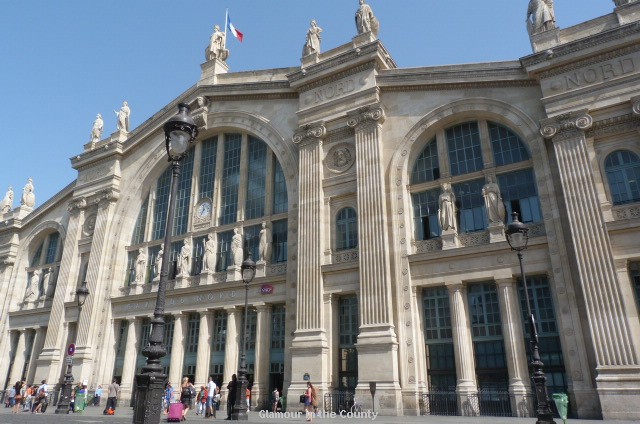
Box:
1, 2, 640, 419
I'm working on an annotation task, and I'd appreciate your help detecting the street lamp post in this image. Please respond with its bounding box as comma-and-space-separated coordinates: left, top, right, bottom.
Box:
232, 252, 256, 420
505, 212, 556, 424
132, 103, 198, 424
55, 280, 90, 414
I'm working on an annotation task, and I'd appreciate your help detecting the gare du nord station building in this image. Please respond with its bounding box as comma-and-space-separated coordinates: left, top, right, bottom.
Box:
1, 1, 640, 420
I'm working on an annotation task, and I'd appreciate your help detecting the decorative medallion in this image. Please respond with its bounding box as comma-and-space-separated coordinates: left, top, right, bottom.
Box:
83, 213, 97, 237
325, 143, 355, 174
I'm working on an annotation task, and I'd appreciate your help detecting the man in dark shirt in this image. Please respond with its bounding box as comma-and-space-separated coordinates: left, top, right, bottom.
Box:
225, 374, 237, 420
103, 379, 120, 415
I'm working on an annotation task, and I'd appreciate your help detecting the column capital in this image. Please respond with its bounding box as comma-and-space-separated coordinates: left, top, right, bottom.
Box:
347, 104, 386, 128
292, 121, 326, 146
67, 196, 88, 212
196, 309, 214, 316
631, 95, 640, 116
540, 110, 593, 140
254, 302, 271, 312
495, 278, 517, 288
224, 305, 242, 315
445, 281, 465, 293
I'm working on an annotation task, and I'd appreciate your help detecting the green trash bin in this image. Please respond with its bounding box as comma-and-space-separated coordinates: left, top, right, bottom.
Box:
552, 393, 568, 424
281, 396, 287, 413
74, 393, 87, 412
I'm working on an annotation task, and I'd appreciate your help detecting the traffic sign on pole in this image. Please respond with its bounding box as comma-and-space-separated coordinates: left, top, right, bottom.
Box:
67, 343, 76, 356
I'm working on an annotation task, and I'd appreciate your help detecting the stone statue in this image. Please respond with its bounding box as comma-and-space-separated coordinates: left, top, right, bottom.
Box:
154, 244, 164, 277
25, 269, 41, 302
21, 178, 35, 208
482, 176, 506, 225
134, 248, 147, 283
90, 114, 104, 144
202, 233, 217, 272
179, 239, 192, 276
0, 186, 13, 214
258, 222, 271, 262
527, 0, 556, 35
355, 0, 379, 38
438, 183, 457, 232
614, 0, 635, 6
207, 25, 229, 61
231, 227, 243, 267
115, 101, 131, 132
41, 267, 54, 299
302, 20, 322, 56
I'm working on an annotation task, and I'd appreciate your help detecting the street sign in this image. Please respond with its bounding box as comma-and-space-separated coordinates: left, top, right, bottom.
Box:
67, 343, 76, 356
66, 357, 72, 365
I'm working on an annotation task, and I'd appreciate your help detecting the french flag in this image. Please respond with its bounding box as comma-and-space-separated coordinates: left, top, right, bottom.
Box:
227, 14, 244, 42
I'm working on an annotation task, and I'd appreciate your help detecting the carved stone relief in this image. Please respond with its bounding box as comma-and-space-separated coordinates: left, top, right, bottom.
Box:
325, 143, 355, 174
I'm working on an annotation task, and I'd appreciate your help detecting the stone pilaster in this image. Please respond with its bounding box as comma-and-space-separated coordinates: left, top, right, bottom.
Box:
446, 283, 479, 416
222, 307, 241, 399
347, 105, 401, 414
495, 279, 532, 417
39, 201, 86, 384
97, 319, 121, 389
26, 327, 47, 384
120, 318, 142, 399
289, 122, 330, 396
8, 330, 26, 384
253, 303, 272, 408
168, 313, 187, 385
194, 311, 213, 387
542, 111, 640, 418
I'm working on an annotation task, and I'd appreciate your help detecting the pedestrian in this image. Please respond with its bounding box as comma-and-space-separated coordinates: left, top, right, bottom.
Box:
206, 376, 217, 418
11, 381, 22, 413
103, 378, 119, 415
272, 388, 280, 412
196, 385, 207, 415
225, 374, 237, 420
164, 383, 173, 413
246, 386, 251, 410
180, 376, 196, 420
24, 384, 33, 412
33, 380, 48, 414
94, 385, 103, 406
304, 382, 315, 422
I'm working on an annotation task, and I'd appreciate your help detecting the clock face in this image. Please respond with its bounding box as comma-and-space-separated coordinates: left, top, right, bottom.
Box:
197, 201, 211, 218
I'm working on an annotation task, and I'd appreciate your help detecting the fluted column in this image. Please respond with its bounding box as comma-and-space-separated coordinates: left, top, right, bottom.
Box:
447, 283, 478, 415
120, 318, 142, 397
223, 307, 241, 402
288, 122, 330, 397
253, 303, 272, 408
347, 105, 401, 414
40, 200, 86, 384
168, 313, 187, 385
97, 320, 121, 389
8, 330, 27, 384
542, 111, 640, 416
26, 327, 47, 384
194, 311, 213, 387
496, 279, 531, 417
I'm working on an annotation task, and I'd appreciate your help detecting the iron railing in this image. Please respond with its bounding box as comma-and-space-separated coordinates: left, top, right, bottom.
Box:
323, 391, 354, 413
420, 390, 537, 417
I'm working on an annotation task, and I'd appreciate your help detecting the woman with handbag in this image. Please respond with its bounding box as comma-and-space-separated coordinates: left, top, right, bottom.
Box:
12, 381, 23, 413
179, 376, 195, 421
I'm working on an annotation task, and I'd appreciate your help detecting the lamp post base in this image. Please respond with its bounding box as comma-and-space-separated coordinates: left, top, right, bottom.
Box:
54, 367, 74, 414
132, 372, 167, 424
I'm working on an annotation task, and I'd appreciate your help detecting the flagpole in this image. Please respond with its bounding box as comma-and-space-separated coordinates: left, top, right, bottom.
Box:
224, 8, 228, 38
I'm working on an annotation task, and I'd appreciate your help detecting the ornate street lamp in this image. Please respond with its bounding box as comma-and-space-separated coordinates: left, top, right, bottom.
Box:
55, 280, 90, 414
232, 253, 256, 420
505, 212, 556, 424
133, 103, 198, 424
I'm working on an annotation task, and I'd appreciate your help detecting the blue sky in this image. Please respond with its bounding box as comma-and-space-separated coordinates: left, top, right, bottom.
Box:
0, 0, 612, 205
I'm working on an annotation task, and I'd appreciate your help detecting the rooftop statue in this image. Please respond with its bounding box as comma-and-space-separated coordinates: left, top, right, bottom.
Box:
21, 178, 35, 208
355, 0, 379, 38
0, 186, 13, 214
90, 113, 104, 144
208, 24, 229, 61
527, 0, 556, 35
115, 101, 131, 132
302, 20, 322, 56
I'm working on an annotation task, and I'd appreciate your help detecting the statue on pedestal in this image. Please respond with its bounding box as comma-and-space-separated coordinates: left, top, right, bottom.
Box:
302, 20, 322, 56
135, 248, 147, 283
25, 269, 41, 302
231, 227, 243, 267
179, 239, 192, 276
115, 101, 131, 132
41, 267, 54, 299
258, 222, 271, 263
355, 0, 379, 38
438, 182, 457, 232
482, 175, 506, 225
21, 178, 35, 208
202, 234, 217, 272
0, 186, 13, 214
527, 0, 556, 35
154, 244, 164, 278
90, 114, 104, 144
207, 25, 229, 61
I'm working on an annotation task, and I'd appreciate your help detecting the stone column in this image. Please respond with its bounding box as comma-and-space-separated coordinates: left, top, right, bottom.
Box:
168, 313, 187, 385
446, 283, 478, 416
253, 303, 272, 409
289, 122, 330, 397
39, 200, 86, 384
542, 112, 640, 417
26, 327, 47, 384
8, 330, 26, 384
347, 105, 401, 414
495, 278, 531, 417
120, 318, 142, 399
222, 307, 241, 408
97, 320, 121, 389
195, 311, 213, 387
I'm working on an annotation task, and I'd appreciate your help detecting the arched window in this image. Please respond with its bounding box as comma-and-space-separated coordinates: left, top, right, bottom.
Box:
411, 138, 439, 184
605, 150, 640, 205
336, 207, 358, 251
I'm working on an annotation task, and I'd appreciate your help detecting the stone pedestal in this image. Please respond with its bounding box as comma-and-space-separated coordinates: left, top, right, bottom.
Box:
227, 265, 241, 282
150, 279, 159, 293
352, 31, 376, 48
488, 222, 506, 243
15, 205, 33, 219
301, 52, 319, 68
200, 270, 215, 285
441, 229, 460, 250
110, 129, 128, 143
199, 58, 229, 86
255, 261, 266, 278
615, 1, 640, 25
130, 282, 144, 295
175, 275, 189, 289
529, 28, 560, 53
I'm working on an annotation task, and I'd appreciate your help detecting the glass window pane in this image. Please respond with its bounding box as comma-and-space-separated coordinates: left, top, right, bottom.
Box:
447, 122, 483, 176
45, 232, 59, 264
605, 150, 640, 205
336, 208, 358, 250
412, 189, 441, 240
497, 169, 541, 223
152, 167, 172, 240
245, 136, 267, 220
271, 219, 288, 263
216, 230, 233, 272
132, 197, 149, 245
453, 179, 486, 233
630, 262, 640, 311
172, 152, 194, 236
273, 158, 288, 214
489, 122, 530, 166
219, 134, 242, 225
199, 136, 218, 200
411, 139, 440, 184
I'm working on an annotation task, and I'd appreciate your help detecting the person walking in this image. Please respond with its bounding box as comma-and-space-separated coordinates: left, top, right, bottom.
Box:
11, 381, 22, 413
164, 383, 174, 413
33, 380, 48, 414
196, 385, 207, 416
93, 385, 103, 406
180, 376, 196, 421
206, 376, 217, 418
304, 382, 316, 422
272, 388, 280, 413
225, 374, 237, 420
103, 379, 119, 415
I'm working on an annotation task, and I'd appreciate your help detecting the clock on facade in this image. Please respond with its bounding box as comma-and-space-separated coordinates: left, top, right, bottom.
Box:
196, 200, 212, 219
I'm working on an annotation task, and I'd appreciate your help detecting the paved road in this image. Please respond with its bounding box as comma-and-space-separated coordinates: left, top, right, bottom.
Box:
0, 406, 638, 424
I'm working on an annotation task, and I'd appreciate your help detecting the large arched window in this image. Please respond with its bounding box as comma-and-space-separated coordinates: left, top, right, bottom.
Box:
336, 207, 358, 251
411, 121, 540, 241
605, 150, 640, 205
127, 132, 289, 285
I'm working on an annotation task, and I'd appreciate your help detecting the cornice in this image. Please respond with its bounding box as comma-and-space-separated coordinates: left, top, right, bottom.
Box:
540, 110, 593, 139
521, 21, 640, 70
539, 43, 640, 79
585, 113, 640, 138
292, 122, 326, 145
207, 93, 298, 102
297, 62, 376, 93
380, 80, 539, 92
